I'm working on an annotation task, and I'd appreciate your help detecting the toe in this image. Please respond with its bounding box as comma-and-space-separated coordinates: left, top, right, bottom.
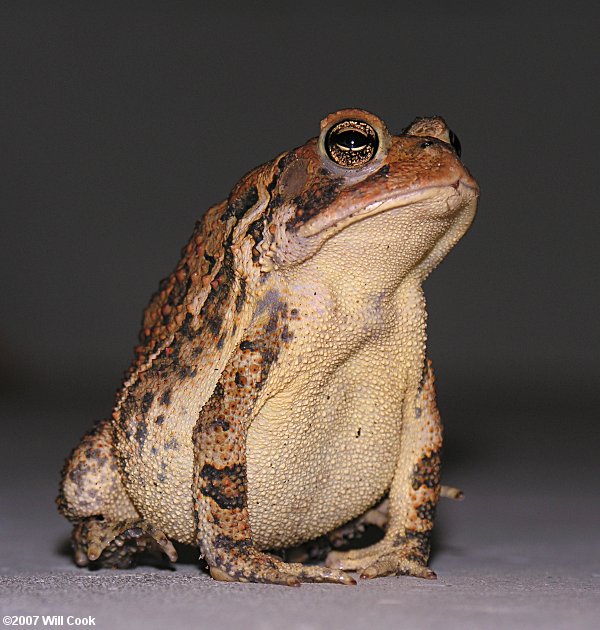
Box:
146, 526, 178, 562
325, 552, 367, 572
294, 564, 356, 585
359, 555, 436, 580
325, 540, 387, 568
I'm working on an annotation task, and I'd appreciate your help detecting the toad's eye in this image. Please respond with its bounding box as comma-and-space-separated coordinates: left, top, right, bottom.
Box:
448, 129, 461, 157
325, 119, 378, 168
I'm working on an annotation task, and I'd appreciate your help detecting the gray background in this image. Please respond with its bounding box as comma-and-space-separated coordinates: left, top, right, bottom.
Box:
1, 2, 599, 629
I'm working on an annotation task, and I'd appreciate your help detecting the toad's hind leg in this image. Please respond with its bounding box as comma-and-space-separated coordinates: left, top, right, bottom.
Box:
57, 418, 177, 568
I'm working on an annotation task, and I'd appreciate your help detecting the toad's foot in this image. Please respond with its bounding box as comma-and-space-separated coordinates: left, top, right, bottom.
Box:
72, 517, 178, 569
207, 546, 356, 586
325, 539, 435, 580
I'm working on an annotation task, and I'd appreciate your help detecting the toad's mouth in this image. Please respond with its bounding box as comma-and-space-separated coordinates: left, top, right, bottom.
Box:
296, 179, 479, 239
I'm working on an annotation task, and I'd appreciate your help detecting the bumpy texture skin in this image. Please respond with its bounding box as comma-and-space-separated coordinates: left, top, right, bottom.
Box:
57, 108, 479, 585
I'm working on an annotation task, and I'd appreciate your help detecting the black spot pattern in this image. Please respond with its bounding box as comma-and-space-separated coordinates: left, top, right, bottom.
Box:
200, 463, 247, 511
411, 450, 441, 490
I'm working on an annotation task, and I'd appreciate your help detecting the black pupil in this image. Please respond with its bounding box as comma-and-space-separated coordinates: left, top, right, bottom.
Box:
325, 120, 378, 167
334, 130, 368, 151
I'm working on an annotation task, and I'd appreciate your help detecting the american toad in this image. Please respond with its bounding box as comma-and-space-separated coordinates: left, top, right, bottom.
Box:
58, 109, 479, 585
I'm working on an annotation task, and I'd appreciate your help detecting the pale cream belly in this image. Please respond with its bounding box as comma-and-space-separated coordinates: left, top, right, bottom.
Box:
246, 374, 405, 549
120, 347, 409, 549
121, 390, 403, 550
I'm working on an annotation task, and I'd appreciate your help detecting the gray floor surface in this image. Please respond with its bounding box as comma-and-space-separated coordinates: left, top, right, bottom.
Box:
1, 393, 599, 630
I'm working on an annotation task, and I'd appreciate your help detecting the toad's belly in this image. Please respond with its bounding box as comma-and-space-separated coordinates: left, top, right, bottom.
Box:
123, 397, 402, 549
246, 385, 403, 549
122, 350, 408, 549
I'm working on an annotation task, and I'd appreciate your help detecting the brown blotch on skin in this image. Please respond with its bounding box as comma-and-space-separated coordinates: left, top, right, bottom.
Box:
213, 534, 252, 551
368, 164, 390, 180
119, 454, 131, 482
265, 312, 279, 335
178, 366, 198, 380
141, 392, 154, 415
213, 382, 225, 399
204, 252, 217, 273
394, 529, 431, 558
160, 389, 172, 407
221, 185, 259, 222
164, 437, 179, 451
411, 450, 441, 491
200, 463, 247, 511
235, 278, 247, 313
211, 417, 231, 431
290, 177, 342, 228
234, 372, 246, 387
68, 460, 87, 490
180, 312, 196, 340
207, 316, 222, 337
415, 500, 437, 523
281, 324, 293, 343
135, 418, 148, 451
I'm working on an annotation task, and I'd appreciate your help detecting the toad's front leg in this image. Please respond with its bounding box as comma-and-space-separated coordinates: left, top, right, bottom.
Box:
326, 359, 442, 580
192, 331, 355, 586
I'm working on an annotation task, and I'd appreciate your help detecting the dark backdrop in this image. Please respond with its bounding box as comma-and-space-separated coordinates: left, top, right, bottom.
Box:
1, 1, 598, 566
